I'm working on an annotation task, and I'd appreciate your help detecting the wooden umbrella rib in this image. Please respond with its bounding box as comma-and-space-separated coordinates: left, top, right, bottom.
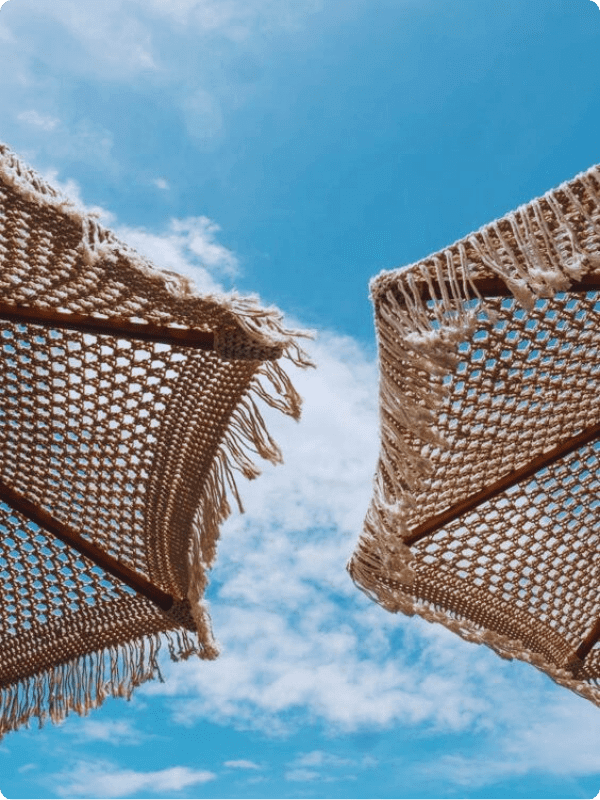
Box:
0, 478, 174, 612
410, 273, 600, 670
404, 420, 600, 547
0, 302, 215, 350
574, 618, 600, 665
416, 275, 600, 301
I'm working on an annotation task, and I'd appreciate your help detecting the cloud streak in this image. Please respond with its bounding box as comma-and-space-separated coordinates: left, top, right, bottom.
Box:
17, 109, 59, 131
52, 760, 216, 799
224, 759, 261, 770
116, 216, 239, 292
433, 697, 600, 789
0, 0, 324, 167
64, 719, 149, 747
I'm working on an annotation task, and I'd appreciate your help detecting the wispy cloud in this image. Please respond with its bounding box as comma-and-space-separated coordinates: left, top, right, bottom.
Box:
29, 1, 157, 77
293, 751, 352, 768
17, 763, 37, 774
4, 0, 321, 80
0, 0, 323, 165
30, 172, 237, 294
285, 750, 369, 783
17, 109, 59, 131
224, 759, 261, 770
182, 87, 224, 142
65, 719, 149, 746
115, 216, 238, 293
135, 0, 323, 40
52, 760, 216, 799
144, 331, 502, 735
39, 170, 115, 224
285, 768, 322, 782
431, 698, 600, 789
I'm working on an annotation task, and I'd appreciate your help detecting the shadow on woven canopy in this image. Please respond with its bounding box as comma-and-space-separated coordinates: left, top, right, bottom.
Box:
348, 163, 600, 706
0, 143, 311, 737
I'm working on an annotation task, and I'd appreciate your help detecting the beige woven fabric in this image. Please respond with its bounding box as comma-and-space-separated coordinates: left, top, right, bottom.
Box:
349, 164, 600, 704
0, 143, 309, 736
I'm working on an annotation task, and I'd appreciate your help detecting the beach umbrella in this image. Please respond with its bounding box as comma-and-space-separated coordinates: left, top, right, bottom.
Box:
0, 143, 309, 736
349, 163, 600, 704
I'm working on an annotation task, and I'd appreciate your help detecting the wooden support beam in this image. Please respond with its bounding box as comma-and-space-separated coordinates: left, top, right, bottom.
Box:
0, 302, 215, 351
574, 618, 600, 666
404, 421, 600, 547
416, 275, 600, 302
0, 478, 175, 612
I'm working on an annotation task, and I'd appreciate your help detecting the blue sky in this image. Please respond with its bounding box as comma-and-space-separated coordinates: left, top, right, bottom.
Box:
1, 1, 600, 798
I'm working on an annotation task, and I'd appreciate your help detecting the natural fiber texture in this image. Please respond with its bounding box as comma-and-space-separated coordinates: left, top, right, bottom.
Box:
349, 163, 600, 704
0, 143, 310, 736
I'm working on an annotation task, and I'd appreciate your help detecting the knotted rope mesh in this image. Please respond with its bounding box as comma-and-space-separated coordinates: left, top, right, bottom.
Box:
348, 164, 600, 705
0, 143, 309, 736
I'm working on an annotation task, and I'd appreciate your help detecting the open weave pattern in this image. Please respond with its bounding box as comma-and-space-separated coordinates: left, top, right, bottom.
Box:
0, 143, 309, 736
348, 163, 600, 704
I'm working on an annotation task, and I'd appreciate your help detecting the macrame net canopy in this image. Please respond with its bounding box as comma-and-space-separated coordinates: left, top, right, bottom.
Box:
0, 143, 309, 736
348, 163, 600, 705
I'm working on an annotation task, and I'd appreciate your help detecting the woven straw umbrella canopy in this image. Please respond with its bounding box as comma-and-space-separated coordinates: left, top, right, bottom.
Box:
348, 164, 600, 705
0, 143, 309, 737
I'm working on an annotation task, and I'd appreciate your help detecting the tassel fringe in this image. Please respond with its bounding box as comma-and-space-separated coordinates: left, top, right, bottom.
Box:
351, 163, 600, 600
0, 141, 313, 730
185, 348, 312, 650
0, 142, 316, 361
0, 628, 198, 740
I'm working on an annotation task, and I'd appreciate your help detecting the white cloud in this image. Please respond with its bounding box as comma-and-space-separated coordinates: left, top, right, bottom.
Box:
0, 22, 11, 42
5, 0, 321, 80
65, 719, 148, 746
40, 170, 115, 224
17, 109, 59, 131
224, 759, 261, 770
0, 0, 324, 162
284, 751, 362, 783
152, 177, 170, 190
293, 751, 351, 768
143, 332, 505, 735
52, 760, 216, 799
28, 171, 236, 294
136, 0, 323, 39
182, 87, 224, 142
36, 1, 157, 76
435, 697, 600, 789
115, 216, 238, 293
285, 768, 321, 782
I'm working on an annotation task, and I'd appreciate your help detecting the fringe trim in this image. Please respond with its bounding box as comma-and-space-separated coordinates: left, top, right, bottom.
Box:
0, 139, 314, 698
357, 163, 600, 586
348, 558, 600, 706
185, 351, 310, 648
0, 141, 315, 362
0, 628, 198, 740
